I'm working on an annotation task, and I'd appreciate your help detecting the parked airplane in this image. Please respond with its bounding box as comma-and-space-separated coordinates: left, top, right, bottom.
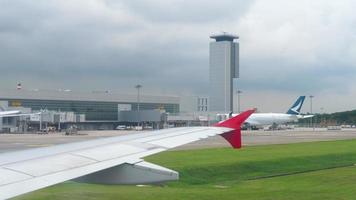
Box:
0, 109, 255, 199
0, 106, 40, 118
219, 96, 313, 127
0, 106, 20, 116
0, 110, 20, 116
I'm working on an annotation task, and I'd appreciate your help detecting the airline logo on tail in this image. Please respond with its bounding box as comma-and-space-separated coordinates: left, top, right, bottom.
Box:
286, 96, 306, 115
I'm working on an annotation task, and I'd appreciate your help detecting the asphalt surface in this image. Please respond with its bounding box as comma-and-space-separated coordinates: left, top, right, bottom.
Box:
1, 128, 356, 153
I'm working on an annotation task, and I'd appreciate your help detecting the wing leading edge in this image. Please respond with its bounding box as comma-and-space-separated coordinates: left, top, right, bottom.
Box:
0, 109, 254, 199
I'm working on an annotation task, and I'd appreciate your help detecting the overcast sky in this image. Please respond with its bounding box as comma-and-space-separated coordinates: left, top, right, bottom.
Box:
1, 0, 356, 113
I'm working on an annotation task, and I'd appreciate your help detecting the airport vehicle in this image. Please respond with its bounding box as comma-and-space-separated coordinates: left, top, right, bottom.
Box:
219, 96, 313, 127
0, 109, 255, 199
116, 125, 127, 130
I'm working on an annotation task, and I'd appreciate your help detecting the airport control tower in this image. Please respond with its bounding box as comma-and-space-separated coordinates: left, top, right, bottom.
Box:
209, 33, 239, 112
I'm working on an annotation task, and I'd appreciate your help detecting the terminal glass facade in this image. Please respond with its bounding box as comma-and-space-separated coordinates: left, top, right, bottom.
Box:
1, 99, 179, 121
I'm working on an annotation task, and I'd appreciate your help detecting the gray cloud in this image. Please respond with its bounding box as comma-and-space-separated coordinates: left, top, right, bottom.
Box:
119, 0, 253, 23
0, 0, 356, 112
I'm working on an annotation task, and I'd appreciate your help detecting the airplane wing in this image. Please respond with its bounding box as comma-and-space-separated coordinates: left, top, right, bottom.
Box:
0, 111, 21, 116
297, 114, 314, 119
0, 109, 254, 199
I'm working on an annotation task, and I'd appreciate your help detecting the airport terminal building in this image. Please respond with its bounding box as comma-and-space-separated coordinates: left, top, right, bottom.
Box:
0, 89, 180, 132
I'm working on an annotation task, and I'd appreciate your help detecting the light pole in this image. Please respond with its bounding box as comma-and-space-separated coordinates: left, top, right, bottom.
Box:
237, 90, 242, 113
39, 108, 44, 132
135, 84, 142, 130
58, 108, 61, 132
39, 111, 42, 131
320, 107, 324, 127
309, 95, 314, 130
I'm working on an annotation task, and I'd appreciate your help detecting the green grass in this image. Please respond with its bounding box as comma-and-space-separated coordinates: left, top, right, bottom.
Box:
15, 139, 356, 200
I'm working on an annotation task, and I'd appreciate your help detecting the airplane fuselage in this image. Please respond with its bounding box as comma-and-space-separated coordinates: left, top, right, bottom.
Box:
245, 113, 299, 126
219, 113, 303, 126
218, 96, 311, 127
0, 111, 21, 116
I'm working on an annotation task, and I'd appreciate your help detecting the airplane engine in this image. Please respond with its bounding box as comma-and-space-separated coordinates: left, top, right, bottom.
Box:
74, 161, 179, 185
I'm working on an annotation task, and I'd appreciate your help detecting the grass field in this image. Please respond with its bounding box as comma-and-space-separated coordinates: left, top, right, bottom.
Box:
15, 139, 356, 200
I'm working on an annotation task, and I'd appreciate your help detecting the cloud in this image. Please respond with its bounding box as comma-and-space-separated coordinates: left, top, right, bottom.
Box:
236, 0, 356, 94
119, 0, 253, 23
0, 0, 356, 112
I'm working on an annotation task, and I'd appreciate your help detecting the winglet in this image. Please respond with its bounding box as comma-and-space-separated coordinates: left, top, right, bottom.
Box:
214, 109, 255, 149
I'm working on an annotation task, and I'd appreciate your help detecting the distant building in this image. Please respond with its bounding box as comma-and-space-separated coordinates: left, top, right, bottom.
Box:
0, 89, 179, 122
197, 97, 208, 112
209, 33, 239, 112
0, 89, 180, 132
179, 96, 209, 113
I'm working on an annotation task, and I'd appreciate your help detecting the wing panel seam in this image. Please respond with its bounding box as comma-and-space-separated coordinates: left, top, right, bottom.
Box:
68, 153, 100, 162
1, 167, 35, 178
141, 128, 212, 143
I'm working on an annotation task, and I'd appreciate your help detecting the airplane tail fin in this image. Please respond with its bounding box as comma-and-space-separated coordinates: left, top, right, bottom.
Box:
286, 96, 305, 115
214, 109, 255, 149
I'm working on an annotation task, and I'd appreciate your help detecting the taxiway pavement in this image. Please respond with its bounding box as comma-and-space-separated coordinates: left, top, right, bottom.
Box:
1, 128, 356, 153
